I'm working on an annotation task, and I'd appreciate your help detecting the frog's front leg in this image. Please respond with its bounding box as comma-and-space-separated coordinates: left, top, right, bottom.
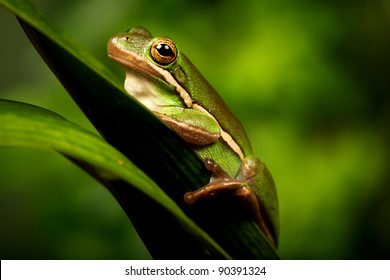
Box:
184, 157, 277, 247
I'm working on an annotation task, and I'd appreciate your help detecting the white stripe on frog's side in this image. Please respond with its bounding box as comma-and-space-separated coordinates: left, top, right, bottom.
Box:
192, 103, 244, 160
154, 62, 245, 160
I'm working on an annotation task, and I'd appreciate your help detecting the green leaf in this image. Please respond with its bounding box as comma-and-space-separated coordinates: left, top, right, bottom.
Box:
0, 99, 230, 259
0, 99, 170, 212
0, 0, 280, 259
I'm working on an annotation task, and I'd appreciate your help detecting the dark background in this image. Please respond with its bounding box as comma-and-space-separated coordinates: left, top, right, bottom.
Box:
0, 0, 389, 259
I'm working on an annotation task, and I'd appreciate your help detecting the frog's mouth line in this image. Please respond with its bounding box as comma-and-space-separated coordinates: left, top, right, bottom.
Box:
108, 37, 193, 109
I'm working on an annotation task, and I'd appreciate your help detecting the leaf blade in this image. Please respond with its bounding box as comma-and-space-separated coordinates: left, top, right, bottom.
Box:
0, 99, 231, 259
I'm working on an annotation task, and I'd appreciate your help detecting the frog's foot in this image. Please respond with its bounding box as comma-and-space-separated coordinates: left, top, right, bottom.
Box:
203, 158, 230, 179
184, 159, 275, 246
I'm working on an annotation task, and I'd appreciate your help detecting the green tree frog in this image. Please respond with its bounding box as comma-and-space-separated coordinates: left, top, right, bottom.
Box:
107, 27, 279, 247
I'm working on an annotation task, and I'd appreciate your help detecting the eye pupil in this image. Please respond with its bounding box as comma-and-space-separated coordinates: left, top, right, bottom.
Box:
156, 44, 173, 57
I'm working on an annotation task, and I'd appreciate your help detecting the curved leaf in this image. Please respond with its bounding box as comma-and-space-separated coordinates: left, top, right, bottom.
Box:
0, 99, 230, 259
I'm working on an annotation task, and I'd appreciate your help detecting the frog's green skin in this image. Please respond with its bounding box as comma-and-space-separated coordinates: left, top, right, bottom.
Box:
108, 27, 279, 246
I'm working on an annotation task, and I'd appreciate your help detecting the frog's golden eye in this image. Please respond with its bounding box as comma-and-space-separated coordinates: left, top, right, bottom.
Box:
151, 38, 177, 65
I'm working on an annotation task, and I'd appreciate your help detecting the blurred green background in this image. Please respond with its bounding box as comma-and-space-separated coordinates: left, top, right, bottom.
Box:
0, 0, 389, 259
